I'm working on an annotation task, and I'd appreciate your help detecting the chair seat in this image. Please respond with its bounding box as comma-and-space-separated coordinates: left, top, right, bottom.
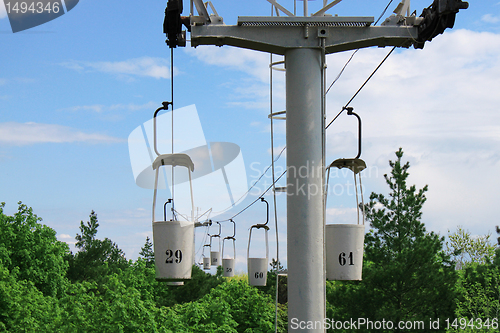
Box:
152, 153, 195, 172
328, 158, 366, 174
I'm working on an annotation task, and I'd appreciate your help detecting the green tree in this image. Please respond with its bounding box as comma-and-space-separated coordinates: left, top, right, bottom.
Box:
67, 210, 128, 283
0, 202, 69, 297
163, 265, 225, 307
446, 228, 500, 332
0, 261, 62, 331
327, 149, 457, 332
364, 149, 456, 330
139, 236, 155, 268
495, 225, 500, 266
446, 227, 496, 269
450, 263, 500, 332
120, 258, 158, 304
185, 278, 280, 333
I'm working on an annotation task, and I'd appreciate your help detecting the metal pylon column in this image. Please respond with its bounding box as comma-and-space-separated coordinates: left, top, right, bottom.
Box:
286, 48, 325, 332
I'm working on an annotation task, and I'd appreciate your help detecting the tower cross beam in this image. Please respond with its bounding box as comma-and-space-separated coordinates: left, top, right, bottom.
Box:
191, 16, 418, 55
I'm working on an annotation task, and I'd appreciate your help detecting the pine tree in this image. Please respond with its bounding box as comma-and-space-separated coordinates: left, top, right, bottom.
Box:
67, 210, 128, 283
139, 236, 155, 267
362, 148, 456, 331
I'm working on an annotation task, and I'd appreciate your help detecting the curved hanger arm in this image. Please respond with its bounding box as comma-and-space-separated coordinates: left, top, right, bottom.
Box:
224, 219, 236, 240
344, 107, 362, 159
153, 102, 172, 156
163, 198, 172, 221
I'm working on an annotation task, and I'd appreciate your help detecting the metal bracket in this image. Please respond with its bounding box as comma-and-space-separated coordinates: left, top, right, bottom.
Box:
191, 0, 224, 26
394, 0, 411, 17
312, 0, 343, 17
267, 0, 294, 17
382, 0, 424, 27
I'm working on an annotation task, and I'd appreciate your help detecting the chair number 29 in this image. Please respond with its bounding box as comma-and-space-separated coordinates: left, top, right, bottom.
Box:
339, 252, 354, 266
165, 249, 182, 264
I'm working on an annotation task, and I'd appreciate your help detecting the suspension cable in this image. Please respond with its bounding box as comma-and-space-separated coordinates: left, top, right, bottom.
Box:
375, 0, 395, 25
325, 49, 358, 95
215, 145, 286, 216
220, 44, 397, 224
170, 47, 176, 219
346, 46, 395, 109
325, 46, 396, 130
224, 170, 287, 223
270, 49, 280, 333
324, 0, 397, 98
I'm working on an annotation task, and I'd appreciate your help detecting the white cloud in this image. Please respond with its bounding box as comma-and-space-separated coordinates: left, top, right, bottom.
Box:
185, 46, 271, 82
325, 29, 500, 143
185, 47, 284, 109
0, 122, 123, 145
58, 234, 73, 239
482, 14, 500, 24
60, 104, 105, 113
61, 57, 175, 79
59, 101, 157, 113
109, 101, 158, 112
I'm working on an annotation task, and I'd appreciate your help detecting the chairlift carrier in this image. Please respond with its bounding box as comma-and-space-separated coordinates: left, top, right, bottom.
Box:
210, 222, 222, 267
325, 107, 366, 281
202, 243, 211, 270
247, 198, 270, 286
151, 103, 196, 282
222, 219, 236, 277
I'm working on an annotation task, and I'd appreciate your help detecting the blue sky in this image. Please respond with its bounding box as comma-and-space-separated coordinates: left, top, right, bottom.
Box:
1, 0, 500, 273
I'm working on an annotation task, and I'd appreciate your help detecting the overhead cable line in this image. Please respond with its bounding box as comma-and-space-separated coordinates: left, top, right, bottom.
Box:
214, 169, 287, 224
374, 0, 395, 26
324, 0, 396, 96
343, 46, 396, 109
213, 145, 286, 218
270, 48, 281, 333
325, 49, 359, 96
325, 46, 396, 130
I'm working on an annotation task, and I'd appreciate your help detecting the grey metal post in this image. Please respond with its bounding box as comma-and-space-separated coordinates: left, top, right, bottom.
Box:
286, 48, 325, 332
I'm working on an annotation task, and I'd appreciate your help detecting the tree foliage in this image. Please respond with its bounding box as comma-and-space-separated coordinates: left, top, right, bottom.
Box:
139, 236, 155, 268
364, 148, 456, 327
0, 203, 289, 331
446, 227, 496, 269
3, 148, 500, 332
66, 210, 128, 283
0, 202, 69, 297
446, 227, 500, 332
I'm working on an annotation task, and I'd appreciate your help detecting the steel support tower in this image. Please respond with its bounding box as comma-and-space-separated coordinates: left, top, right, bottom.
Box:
162, 0, 468, 331
193, 8, 413, 333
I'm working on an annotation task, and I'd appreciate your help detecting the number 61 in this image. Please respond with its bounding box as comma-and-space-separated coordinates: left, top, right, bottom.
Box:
338, 252, 354, 266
